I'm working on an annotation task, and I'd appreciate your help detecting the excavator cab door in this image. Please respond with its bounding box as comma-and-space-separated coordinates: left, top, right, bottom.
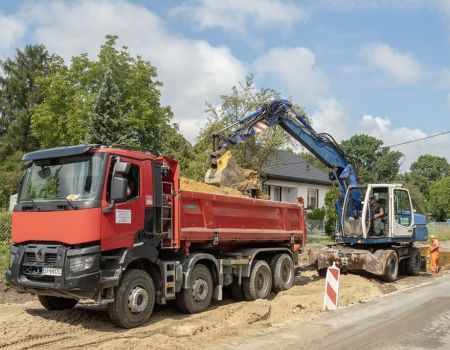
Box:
390, 187, 414, 237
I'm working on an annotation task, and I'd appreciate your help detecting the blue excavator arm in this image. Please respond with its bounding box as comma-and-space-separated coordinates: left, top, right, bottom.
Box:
210, 99, 358, 196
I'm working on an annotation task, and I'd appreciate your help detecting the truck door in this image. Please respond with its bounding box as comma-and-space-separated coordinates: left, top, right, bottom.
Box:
101, 157, 145, 250
391, 188, 414, 237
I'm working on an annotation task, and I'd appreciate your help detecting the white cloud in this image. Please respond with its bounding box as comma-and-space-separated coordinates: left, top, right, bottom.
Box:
254, 47, 328, 105
171, 0, 307, 35
0, 14, 26, 58
311, 97, 350, 141
9, 0, 246, 141
361, 42, 424, 84
358, 115, 450, 170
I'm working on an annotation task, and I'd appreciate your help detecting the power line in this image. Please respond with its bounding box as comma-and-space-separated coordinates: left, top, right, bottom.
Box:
387, 131, 450, 148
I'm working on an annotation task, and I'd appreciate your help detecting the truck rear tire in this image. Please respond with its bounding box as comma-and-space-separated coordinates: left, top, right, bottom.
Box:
405, 248, 421, 276
270, 253, 294, 292
176, 264, 213, 314
38, 295, 78, 310
381, 250, 399, 282
242, 260, 272, 301
108, 269, 155, 329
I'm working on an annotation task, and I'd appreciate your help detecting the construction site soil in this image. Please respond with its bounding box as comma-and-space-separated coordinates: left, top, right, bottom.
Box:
0, 260, 440, 350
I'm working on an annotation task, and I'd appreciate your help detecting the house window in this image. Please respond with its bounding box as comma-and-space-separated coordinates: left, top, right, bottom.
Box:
262, 184, 270, 196
272, 186, 281, 201
307, 188, 318, 209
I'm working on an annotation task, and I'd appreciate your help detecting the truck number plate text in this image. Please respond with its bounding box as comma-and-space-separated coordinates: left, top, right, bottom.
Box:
42, 267, 62, 276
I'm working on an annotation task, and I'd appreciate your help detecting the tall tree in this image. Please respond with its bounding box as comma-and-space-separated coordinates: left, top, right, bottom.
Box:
429, 176, 450, 221
185, 76, 293, 180
340, 134, 403, 183
31, 35, 190, 163
410, 154, 449, 181
85, 67, 132, 145
0, 45, 54, 158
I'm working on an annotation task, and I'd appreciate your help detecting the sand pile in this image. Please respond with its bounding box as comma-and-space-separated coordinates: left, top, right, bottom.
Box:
180, 177, 244, 197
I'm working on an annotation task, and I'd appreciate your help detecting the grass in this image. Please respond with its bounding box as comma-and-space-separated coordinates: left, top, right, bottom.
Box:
428, 223, 450, 241
0, 243, 9, 270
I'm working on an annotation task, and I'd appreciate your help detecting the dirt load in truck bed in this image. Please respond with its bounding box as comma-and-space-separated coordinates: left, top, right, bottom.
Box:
180, 177, 244, 197
0, 268, 436, 350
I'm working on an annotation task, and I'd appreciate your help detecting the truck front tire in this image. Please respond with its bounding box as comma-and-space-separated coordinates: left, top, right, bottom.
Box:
176, 264, 213, 314
242, 260, 272, 301
270, 253, 295, 292
405, 248, 421, 276
108, 269, 155, 329
38, 295, 78, 310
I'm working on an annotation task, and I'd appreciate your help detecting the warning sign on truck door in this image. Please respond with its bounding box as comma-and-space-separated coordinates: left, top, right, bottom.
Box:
115, 209, 131, 224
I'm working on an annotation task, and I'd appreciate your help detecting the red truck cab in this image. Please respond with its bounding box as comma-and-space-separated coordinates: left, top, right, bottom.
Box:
7, 144, 306, 328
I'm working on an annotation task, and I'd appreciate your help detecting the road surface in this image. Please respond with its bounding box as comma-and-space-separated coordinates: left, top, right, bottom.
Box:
220, 275, 450, 350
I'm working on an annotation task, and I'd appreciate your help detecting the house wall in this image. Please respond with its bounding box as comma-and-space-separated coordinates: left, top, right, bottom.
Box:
263, 179, 331, 208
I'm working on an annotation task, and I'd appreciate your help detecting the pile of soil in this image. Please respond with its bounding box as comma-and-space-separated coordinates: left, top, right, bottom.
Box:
180, 177, 244, 197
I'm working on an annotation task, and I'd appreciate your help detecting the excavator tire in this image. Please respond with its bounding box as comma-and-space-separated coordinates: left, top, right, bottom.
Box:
405, 248, 421, 276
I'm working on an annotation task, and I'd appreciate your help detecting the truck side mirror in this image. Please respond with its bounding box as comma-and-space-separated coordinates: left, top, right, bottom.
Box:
111, 176, 128, 202
114, 161, 131, 175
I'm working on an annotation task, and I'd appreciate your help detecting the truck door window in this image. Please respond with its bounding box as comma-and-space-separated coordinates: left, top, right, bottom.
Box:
125, 165, 139, 200
106, 160, 139, 202
394, 190, 412, 226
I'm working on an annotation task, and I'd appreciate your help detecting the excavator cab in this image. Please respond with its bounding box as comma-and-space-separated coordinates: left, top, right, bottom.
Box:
342, 184, 417, 241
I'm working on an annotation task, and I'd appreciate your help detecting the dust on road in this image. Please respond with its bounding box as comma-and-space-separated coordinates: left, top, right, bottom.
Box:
0, 272, 433, 350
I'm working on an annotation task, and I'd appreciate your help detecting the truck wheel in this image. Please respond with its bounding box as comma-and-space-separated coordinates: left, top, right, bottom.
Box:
176, 264, 213, 314
381, 250, 399, 282
405, 248, 421, 276
270, 254, 294, 292
230, 279, 245, 301
242, 260, 272, 301
108, 269, 155, 329
38, 295, 78, 310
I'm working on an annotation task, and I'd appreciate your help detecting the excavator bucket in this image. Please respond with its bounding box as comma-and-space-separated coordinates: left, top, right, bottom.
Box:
204, 151, 246, 188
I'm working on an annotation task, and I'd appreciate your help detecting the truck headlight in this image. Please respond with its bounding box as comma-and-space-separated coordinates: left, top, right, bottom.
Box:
69, 255, 96, 273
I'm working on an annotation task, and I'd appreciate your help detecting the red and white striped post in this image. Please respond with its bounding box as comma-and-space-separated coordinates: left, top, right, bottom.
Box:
323, 262, 340, 311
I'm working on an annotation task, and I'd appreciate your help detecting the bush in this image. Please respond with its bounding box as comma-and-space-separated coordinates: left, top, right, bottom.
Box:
307, 207, 325, 221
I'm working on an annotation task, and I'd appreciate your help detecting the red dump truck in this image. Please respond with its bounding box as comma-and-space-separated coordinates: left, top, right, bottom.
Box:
6, 145, 306, 328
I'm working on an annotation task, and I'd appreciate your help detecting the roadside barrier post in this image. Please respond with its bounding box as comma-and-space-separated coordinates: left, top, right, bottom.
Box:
323, 262, 340, 311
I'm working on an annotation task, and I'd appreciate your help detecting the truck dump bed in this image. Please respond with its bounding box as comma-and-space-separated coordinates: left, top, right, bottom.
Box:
175, 191, 306, 249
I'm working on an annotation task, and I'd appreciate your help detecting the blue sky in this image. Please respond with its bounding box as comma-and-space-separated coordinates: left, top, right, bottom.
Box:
0, 0, 449, 169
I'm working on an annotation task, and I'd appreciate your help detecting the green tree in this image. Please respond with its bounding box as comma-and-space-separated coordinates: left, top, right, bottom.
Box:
429, 176, 450, 221
0, 151, 23, 208
185, 76, 292, 180
324, 187, 339, 236
31, 35, 190, 164
410, 155, 449, 182
340, 134, 403, 183
0, 45, 54, 158
409, 155, 449, 197
85, 67, 132, 145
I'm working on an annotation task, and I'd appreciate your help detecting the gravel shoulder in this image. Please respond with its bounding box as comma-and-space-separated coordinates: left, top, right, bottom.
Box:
0, 269, 435, 350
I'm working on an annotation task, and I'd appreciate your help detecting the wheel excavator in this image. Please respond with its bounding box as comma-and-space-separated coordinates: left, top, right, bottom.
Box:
204, 99, 428, 281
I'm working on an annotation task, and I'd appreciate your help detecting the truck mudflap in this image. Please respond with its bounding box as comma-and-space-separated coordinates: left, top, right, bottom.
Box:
315, 246, 384, 276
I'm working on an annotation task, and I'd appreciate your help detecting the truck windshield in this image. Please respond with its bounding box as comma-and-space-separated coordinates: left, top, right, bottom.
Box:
18, 153, 104, 204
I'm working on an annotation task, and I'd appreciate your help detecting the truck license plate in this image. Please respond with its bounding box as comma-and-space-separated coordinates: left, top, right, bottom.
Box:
42, 267, 62, 276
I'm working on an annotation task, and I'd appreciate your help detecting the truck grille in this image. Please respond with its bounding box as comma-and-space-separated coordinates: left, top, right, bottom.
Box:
24, 252, 58, 266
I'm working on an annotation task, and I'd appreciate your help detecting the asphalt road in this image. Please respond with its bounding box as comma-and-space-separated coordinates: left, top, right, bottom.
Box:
219, 275, 450, 350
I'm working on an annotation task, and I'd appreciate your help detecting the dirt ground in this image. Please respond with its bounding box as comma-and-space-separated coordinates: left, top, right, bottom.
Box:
0, 269, 436, 350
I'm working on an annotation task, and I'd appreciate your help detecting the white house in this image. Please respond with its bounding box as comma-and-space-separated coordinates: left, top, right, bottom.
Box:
261, 150, 332, 208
